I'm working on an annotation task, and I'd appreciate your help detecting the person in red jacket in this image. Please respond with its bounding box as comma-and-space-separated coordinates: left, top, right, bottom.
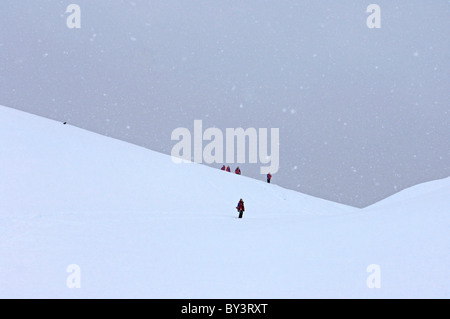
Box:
226, 166, 231, 172
236, 198, 245, 218
267, 172, 272, 183
235, 166, 241, 175
221, 165, 225, 171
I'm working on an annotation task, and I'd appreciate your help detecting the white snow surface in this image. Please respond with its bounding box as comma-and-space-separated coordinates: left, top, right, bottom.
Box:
0, 105, 448, 298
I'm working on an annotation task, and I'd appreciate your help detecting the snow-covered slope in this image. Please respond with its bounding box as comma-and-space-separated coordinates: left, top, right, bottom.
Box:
0, 105, 448, 298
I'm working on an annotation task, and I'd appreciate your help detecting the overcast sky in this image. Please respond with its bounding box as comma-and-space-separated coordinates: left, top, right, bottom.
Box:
1, 0, 449, 207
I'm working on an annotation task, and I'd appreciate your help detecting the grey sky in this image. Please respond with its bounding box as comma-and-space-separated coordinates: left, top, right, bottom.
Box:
1, 1, 449, 207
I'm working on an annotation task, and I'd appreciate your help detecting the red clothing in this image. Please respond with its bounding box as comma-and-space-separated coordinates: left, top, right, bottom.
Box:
226, 166, 231, 172
236, 200, 245, 212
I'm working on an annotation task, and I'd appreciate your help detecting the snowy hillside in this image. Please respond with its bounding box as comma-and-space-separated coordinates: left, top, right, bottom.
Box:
0, 105, 448, 298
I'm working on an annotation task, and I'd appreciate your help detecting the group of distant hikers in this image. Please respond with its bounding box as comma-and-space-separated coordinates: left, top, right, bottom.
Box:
220, 165, 273, 219
220, 165, 241, 175
220, 165, 272, 183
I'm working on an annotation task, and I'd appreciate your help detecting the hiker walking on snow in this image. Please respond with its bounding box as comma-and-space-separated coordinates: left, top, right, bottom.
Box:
267, 173, 272, 183
221, 165, 225, 171
235, 166, 241, 175
236, 198, 245, 218
226, 166, 231, 172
